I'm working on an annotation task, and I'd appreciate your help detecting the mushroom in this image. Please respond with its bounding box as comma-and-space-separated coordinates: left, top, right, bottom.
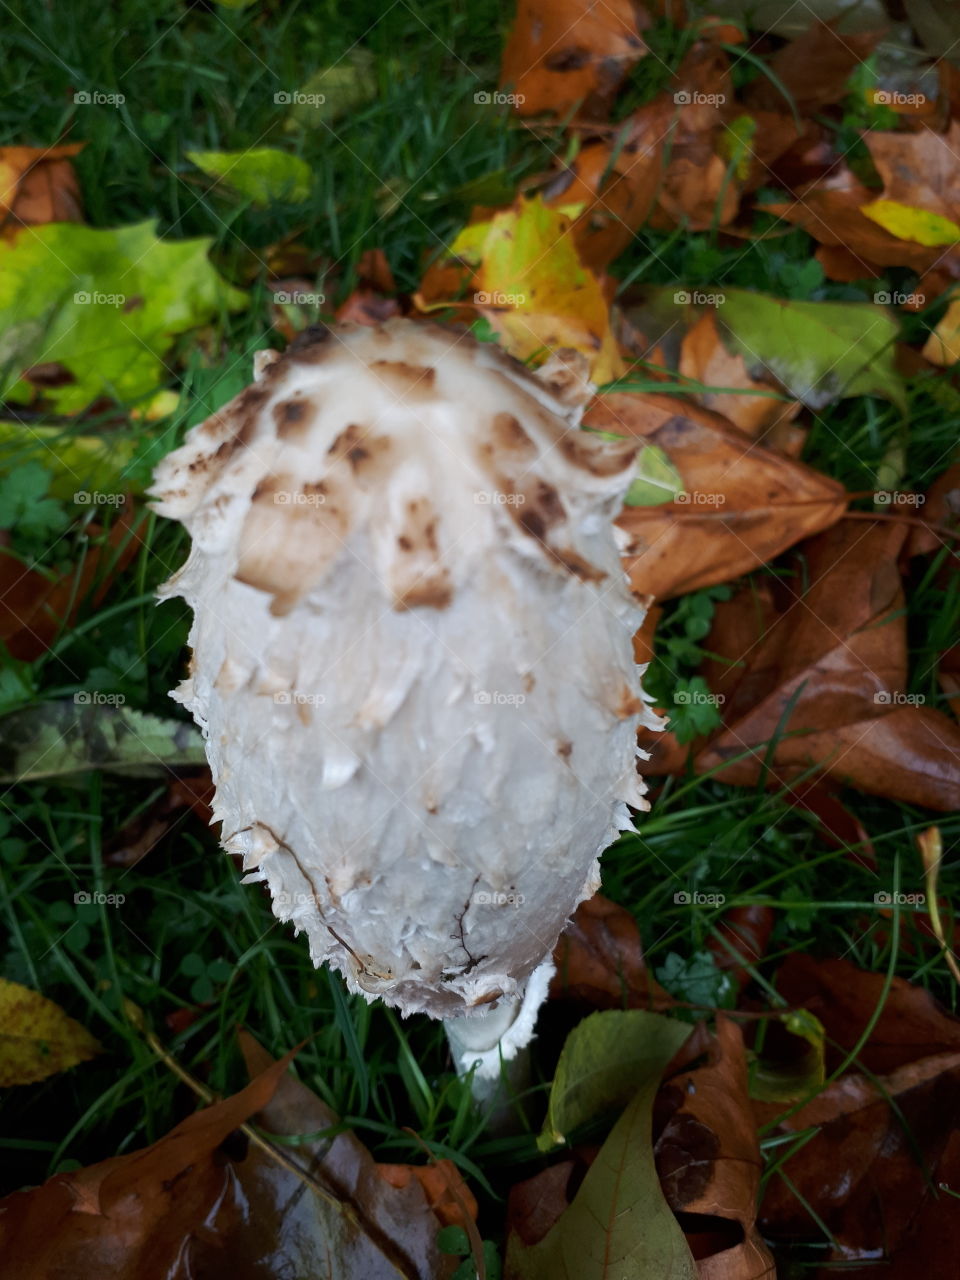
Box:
151, 319, 658, 1082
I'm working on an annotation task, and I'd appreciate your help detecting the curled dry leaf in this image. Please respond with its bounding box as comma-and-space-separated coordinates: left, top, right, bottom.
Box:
583, 390, 846, 600
694, 518, 960, 810
655, 1016, 776, 1279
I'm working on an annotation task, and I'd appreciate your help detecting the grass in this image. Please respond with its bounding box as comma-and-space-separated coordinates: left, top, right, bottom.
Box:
1, 0, 959, 1267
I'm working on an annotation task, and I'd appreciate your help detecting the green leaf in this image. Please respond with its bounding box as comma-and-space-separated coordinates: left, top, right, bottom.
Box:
510, 1023, 697, 1280
187, 148, 313, 207
715, 288, 905, 411
0, 701, 205, 783
284, 49, 379, 130
538, 1010, 690, 1151
0, 462, 69, 542
0, 221, 247, 413
624, 444, 685, 507
655, 950, 736, 1013
749, 1009, 826, 1102
0, 422, 141, 501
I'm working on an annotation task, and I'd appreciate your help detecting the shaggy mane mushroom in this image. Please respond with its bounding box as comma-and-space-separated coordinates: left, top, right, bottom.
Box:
151, 318, 658, 1081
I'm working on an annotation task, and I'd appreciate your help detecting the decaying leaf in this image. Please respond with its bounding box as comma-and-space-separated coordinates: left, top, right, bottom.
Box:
187, 148, 313, 206
655, 1016, 776, 1278
0, 978, 100, 1086
550, 893, 674, 1011
0, 143, 84, 239
584, 390, 846, 599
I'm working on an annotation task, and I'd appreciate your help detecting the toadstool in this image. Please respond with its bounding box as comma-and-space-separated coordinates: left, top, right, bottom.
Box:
151, 319, 658, 1082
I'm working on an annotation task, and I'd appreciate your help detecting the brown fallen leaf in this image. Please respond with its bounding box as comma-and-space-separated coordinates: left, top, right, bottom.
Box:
694, 518, 960, 810
499, 0, 650, 119
583, 390, 846, 600
758, 1046, 960, 1268
377, 1161, 477, 1233
774, 953, 960, 1075
678, 311, 801, 439
550, 893, 674, 1011
0, 1049, 296, 1279
655, 1016, 776, 1278
866, 120, 960, 225
744, 19, 883, 115
0, 143, 84, 239
706, 905, 776, 992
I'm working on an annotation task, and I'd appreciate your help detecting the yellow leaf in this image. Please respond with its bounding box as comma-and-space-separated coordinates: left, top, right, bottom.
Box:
922, 297, 960, 366
860, 199, 960, 247
0, 977, 100, 1086
456, 195, 623, 383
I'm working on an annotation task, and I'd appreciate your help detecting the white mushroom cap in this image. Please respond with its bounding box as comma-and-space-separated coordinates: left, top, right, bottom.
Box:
152, 319, 658, 1020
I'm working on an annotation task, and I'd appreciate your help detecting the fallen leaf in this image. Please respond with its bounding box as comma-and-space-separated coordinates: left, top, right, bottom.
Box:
922, 296, 960, 364
376, 1161, 477, 1232
694, 519, 960, 809
678, 311, 801, 437
551, 893, 674, 1011
507, 1019, 697, 1279
499, 0, 650, 118
744, 18, 883, 114
284, 49, 378, 130
187, 148, 313, 206
715, 288, 905, 411
655, 1017, 776, 1278
0, 1049, 295, 1278
447, 195, 623, 381
583, 390, 846, 599
0, 701, 206, 783
538, 1009, 691, 1150
865, 121, 960, 225
860, 197, 960, 247
0, 978, 100, 1086
0, 220, 247, 413
0, 143, 84, 239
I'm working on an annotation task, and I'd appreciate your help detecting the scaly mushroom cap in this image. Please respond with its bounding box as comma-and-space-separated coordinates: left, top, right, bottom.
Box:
152, 319, 658, 1019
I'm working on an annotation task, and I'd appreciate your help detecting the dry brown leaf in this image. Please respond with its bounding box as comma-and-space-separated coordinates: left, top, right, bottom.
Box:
744, 19, 883, 114
0, 143, 84, 239
499, 0, 650, 118
694, 519, 960, 810
583, 390, 846, 600
550, 893, 674, 1011
679, 311, 801, 438
655, 1017, 776, 1278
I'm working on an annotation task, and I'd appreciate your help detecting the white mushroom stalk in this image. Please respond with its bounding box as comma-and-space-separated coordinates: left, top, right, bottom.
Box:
151, 319, 658, 1084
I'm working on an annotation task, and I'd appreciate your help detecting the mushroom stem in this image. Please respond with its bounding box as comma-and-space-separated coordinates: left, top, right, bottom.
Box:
443, 958, 554, 1112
